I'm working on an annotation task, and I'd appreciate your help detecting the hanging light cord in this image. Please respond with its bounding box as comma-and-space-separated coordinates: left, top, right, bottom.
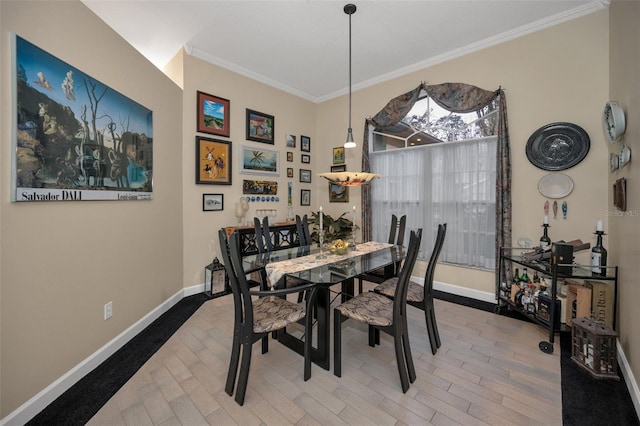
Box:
344, 4, 357, 148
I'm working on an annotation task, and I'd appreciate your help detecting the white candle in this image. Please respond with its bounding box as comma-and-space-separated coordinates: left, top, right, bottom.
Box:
543, 215, 549, 225
352, 205, 356, 225
319, 206, 323, 232
596, 219, 604, 232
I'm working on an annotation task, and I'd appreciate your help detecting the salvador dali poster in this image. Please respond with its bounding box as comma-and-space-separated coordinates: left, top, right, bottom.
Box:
12, 35, 153, 202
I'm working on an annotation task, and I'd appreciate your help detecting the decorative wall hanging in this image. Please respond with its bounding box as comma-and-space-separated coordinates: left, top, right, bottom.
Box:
13, 35, 153, 201
526, 122, 590, 171
329, 182, 349, 202
333, 147, 345, 164
602, 101, 626, 144
300, 169, 312, 183
538, 173, 574, 199
242, 179, 277, 195
203, 194, 224, 211
246, 109, 274, 144
301, 135, 311, 152
301, 189, 311, 206
286, 134, 296, 147
331, 165, 346, 172
301, 154, 310, 164
197, 91, 230, 137
196, 137, 232, 184
239, 145, 279, 176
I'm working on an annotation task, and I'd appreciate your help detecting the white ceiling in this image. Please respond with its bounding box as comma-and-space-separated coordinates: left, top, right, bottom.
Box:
82, 0, 606, 103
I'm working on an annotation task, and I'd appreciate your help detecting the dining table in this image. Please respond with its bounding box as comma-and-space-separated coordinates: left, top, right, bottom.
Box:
243, 241, 406, 370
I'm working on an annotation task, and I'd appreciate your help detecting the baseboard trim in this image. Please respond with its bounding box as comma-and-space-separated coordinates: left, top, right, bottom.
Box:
617, 340, 640, 420
409, 276, 497, 304
0, 284, 203, 426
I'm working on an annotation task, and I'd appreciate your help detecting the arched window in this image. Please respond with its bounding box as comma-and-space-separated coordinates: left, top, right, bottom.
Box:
363, 83, 510, 273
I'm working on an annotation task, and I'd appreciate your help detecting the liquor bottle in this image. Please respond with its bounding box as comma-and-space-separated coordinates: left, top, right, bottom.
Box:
591, 230, 608, 277
540, 224, 551, 250
520, 268, 530, 284
509, 268, 520, 303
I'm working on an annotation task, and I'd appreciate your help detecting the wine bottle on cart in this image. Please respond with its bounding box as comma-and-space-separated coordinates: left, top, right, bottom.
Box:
591, 220, 607, 277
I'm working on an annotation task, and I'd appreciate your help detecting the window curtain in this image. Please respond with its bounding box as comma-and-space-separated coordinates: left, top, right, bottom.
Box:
362, 83, 512, 280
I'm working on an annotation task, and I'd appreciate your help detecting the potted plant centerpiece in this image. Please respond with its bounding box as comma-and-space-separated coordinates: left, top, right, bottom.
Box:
307, 211, 359, 248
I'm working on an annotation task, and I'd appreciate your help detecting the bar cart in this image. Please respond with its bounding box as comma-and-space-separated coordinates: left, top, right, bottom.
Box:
497, 243, 618, 354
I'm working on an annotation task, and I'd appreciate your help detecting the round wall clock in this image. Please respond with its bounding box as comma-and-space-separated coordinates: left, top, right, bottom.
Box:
603, 101, 626, 143
525, 122, 590, 171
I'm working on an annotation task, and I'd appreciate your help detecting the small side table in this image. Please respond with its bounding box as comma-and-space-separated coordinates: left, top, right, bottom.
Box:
571, 317, 619, 380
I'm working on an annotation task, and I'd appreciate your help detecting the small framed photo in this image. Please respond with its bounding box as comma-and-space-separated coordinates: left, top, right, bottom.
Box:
333, 146, 345, 164
286, 134, 296, 148
246, 108, 275, 144
197, 91, 230, 137
196, 136, 232, 185
203, 194, 224, 211
331, 164, 346, 172
301, 135, 311, 152
300, 169, 312, 183
329, 182, 349, 203
287, 167, 294, 178
301, 189, 311, 206
301, 154, 310, 164
287, 151, 294, 162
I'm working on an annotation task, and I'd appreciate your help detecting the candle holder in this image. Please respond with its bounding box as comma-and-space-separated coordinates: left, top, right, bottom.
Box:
317, 230, 327, 259
351, 225, 357, 251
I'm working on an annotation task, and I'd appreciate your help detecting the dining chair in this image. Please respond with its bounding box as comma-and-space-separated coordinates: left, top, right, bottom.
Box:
295, 214, 312, 246
253, 216, 274, 253
218, 229, 318, 406
373, 223, 447, 355
357, 214, 406, 293
334, 229, 422, 393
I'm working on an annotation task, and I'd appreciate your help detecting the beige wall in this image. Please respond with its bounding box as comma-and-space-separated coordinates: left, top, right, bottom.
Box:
318, 10, 610, 294
609, 0, 640, 400
3, 0, 638, 421
0, 1, 183, 416
176, 53, 319, 288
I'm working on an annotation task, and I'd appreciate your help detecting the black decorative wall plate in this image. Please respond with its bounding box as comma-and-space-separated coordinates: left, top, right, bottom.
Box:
525, 122, 590, 171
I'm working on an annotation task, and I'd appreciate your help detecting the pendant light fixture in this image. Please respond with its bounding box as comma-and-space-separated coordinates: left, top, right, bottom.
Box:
318, 3, 381, 186
343, 3, 357, 149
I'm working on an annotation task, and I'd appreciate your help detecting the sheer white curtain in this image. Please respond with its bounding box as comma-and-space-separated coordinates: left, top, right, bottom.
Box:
370, 136, 497, 269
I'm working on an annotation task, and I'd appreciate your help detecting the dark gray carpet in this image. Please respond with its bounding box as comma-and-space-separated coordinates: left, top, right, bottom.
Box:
25, 291, 639, 425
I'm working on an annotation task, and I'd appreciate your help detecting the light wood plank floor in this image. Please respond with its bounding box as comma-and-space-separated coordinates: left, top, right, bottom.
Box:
88, 283, 562, 425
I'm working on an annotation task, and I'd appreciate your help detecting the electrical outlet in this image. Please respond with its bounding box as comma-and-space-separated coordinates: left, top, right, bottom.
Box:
104, 301, 113, 320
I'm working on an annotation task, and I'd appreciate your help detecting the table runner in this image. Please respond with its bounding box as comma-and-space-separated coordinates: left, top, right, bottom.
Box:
265, 241, 393, 287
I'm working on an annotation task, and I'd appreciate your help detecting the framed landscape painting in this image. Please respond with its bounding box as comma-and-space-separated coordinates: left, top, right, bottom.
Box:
197, 91, 230, 137
246, 109, 274, 144
239, 145, 279, 176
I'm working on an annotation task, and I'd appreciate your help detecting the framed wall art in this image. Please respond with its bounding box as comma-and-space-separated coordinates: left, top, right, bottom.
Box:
287, 151, 293, 162
333, 147, 345, 164
239, 145, 279, 176
300, 169, 312, 183
13, 35, 153, 202
301, 135, 311, 152
287, 168, 294, 178
203, 194, 224, 211
301, 189, 311, 206
242, 179, 277, 195
331, 164, 346, 172
301, 154, 310, 164
246, 109, 274, 144
286, 134, 296, 147
329, 182, 349, 203
197, 91, 230, 137
196, 137, 232, 184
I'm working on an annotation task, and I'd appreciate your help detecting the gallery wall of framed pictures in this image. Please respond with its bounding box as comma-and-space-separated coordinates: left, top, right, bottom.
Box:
195, 88, 320, 212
